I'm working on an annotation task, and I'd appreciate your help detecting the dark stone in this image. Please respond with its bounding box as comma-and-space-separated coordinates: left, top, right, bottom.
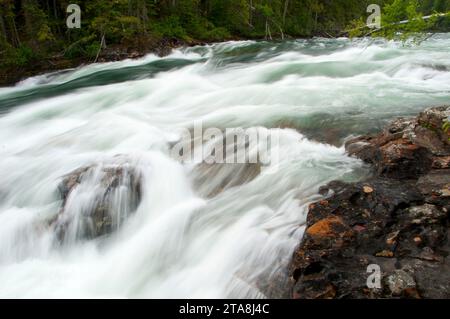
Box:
346, 106, 450, 179
190, 162, 261, 198
53, 161, 142, 241
417, 106, 450, 148
386, 270, 416, 296
290, 106, 450, 299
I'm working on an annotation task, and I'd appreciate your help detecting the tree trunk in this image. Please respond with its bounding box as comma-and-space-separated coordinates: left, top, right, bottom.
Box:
314, 11, 318, 31
94, 34, 106, 63
265, 20, 272, 40
141, 1, 149, 23
283, 0, 290, 26
45, 0, 50, 15
277, 24, 284, 40
141, 1, 149, 35
53, 0, 58, 18
249, 0, 253, 27
9, 17, 21, 47
0, 14, 7, 41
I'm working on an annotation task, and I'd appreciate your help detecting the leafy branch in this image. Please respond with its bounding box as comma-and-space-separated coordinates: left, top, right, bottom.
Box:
443, 119, 450, 142
347, 0, 450, 43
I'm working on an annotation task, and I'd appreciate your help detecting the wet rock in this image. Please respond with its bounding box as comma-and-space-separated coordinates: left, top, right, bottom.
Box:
417, 169, 450, 207
290, 179, 427, 298
290, 178, 449, 298
432, 155, 450, 169
387, 117, 416, 135
379, 139, 432, 178
256, 264, 292, 299
407, 204, 446, 225
417, 106, 450, 147
346, 106, 450, 179
363, 186, 374, 193
54, 161, 142, 241
346, 135, 432, 179
293, 276, 337, 299
57, 166, 90, 204
290, 106, 450, 299
376, 250, 394, 258
176, 127, 264, 198
190, 162, 261, 198
413, 126, 448, 156
399, 255, 450, 299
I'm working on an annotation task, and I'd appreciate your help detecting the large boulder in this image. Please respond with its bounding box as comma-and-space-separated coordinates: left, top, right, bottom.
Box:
190, 162, 261, 198
290, 179, 449, 299
54, 161, 142, 241
345, 106, 450, 179
417, 106, 450, 149
172, 127, 264, 198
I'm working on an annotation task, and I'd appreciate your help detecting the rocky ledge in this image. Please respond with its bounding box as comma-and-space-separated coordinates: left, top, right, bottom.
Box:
290, 106, 450, 299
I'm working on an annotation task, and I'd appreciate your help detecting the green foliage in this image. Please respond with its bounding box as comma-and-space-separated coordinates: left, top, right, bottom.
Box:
116, 16, 142, 41
205, 27, 230, 41
209, 0, 250, 34
22, 0, 55, 46
348, 0, 449, 42
443, 120, 450, 142
0, 0, 448, 70
347, 18, 367, 38
379, 0, 436, 41
15, 45, 36, 66
154, 16, 189, 40
443, 121, 450, 132
37, 23, 55, 42
64, 35, 97, 59
0, 42, 36, 68
257, 4, 274, 18
85, 42, 101, 59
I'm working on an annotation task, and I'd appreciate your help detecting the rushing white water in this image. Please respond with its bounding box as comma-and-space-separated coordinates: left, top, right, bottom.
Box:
0, 35, 449, 298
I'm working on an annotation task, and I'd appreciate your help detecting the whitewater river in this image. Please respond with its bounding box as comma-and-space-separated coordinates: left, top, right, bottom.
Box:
0, 35, 449, 298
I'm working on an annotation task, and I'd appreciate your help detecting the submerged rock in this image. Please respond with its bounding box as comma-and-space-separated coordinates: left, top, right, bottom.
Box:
290, 106, 450, 299
54, 160, 142, 241
190, 162, 261, 198
172, 127, 265, 198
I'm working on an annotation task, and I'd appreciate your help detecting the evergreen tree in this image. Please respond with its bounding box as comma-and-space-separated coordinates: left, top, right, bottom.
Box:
0, 0, 448, 70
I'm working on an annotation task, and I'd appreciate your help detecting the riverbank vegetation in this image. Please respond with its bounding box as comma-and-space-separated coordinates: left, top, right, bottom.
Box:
0, 0, 449, 84
348, 0, 450, 41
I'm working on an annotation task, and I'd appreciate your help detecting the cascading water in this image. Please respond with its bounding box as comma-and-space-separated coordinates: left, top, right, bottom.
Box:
0, 35, 449, 298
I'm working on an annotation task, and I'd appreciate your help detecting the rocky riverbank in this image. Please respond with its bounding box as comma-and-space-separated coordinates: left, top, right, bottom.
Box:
0, 35, 324, 87
290, 106, 450, 299
0, 38, 209, 87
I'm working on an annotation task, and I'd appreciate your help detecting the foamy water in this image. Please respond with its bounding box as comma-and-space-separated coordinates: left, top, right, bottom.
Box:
0, 35, 449, 298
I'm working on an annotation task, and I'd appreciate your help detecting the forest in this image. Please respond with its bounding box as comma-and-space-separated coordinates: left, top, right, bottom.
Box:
0, 0, 449, 71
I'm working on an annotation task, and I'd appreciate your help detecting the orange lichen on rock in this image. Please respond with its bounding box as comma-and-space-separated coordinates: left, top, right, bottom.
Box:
306, 216, 345, 238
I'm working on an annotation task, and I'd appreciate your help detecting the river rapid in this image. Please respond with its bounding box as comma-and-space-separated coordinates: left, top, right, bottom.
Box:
0, 34, 449, 298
